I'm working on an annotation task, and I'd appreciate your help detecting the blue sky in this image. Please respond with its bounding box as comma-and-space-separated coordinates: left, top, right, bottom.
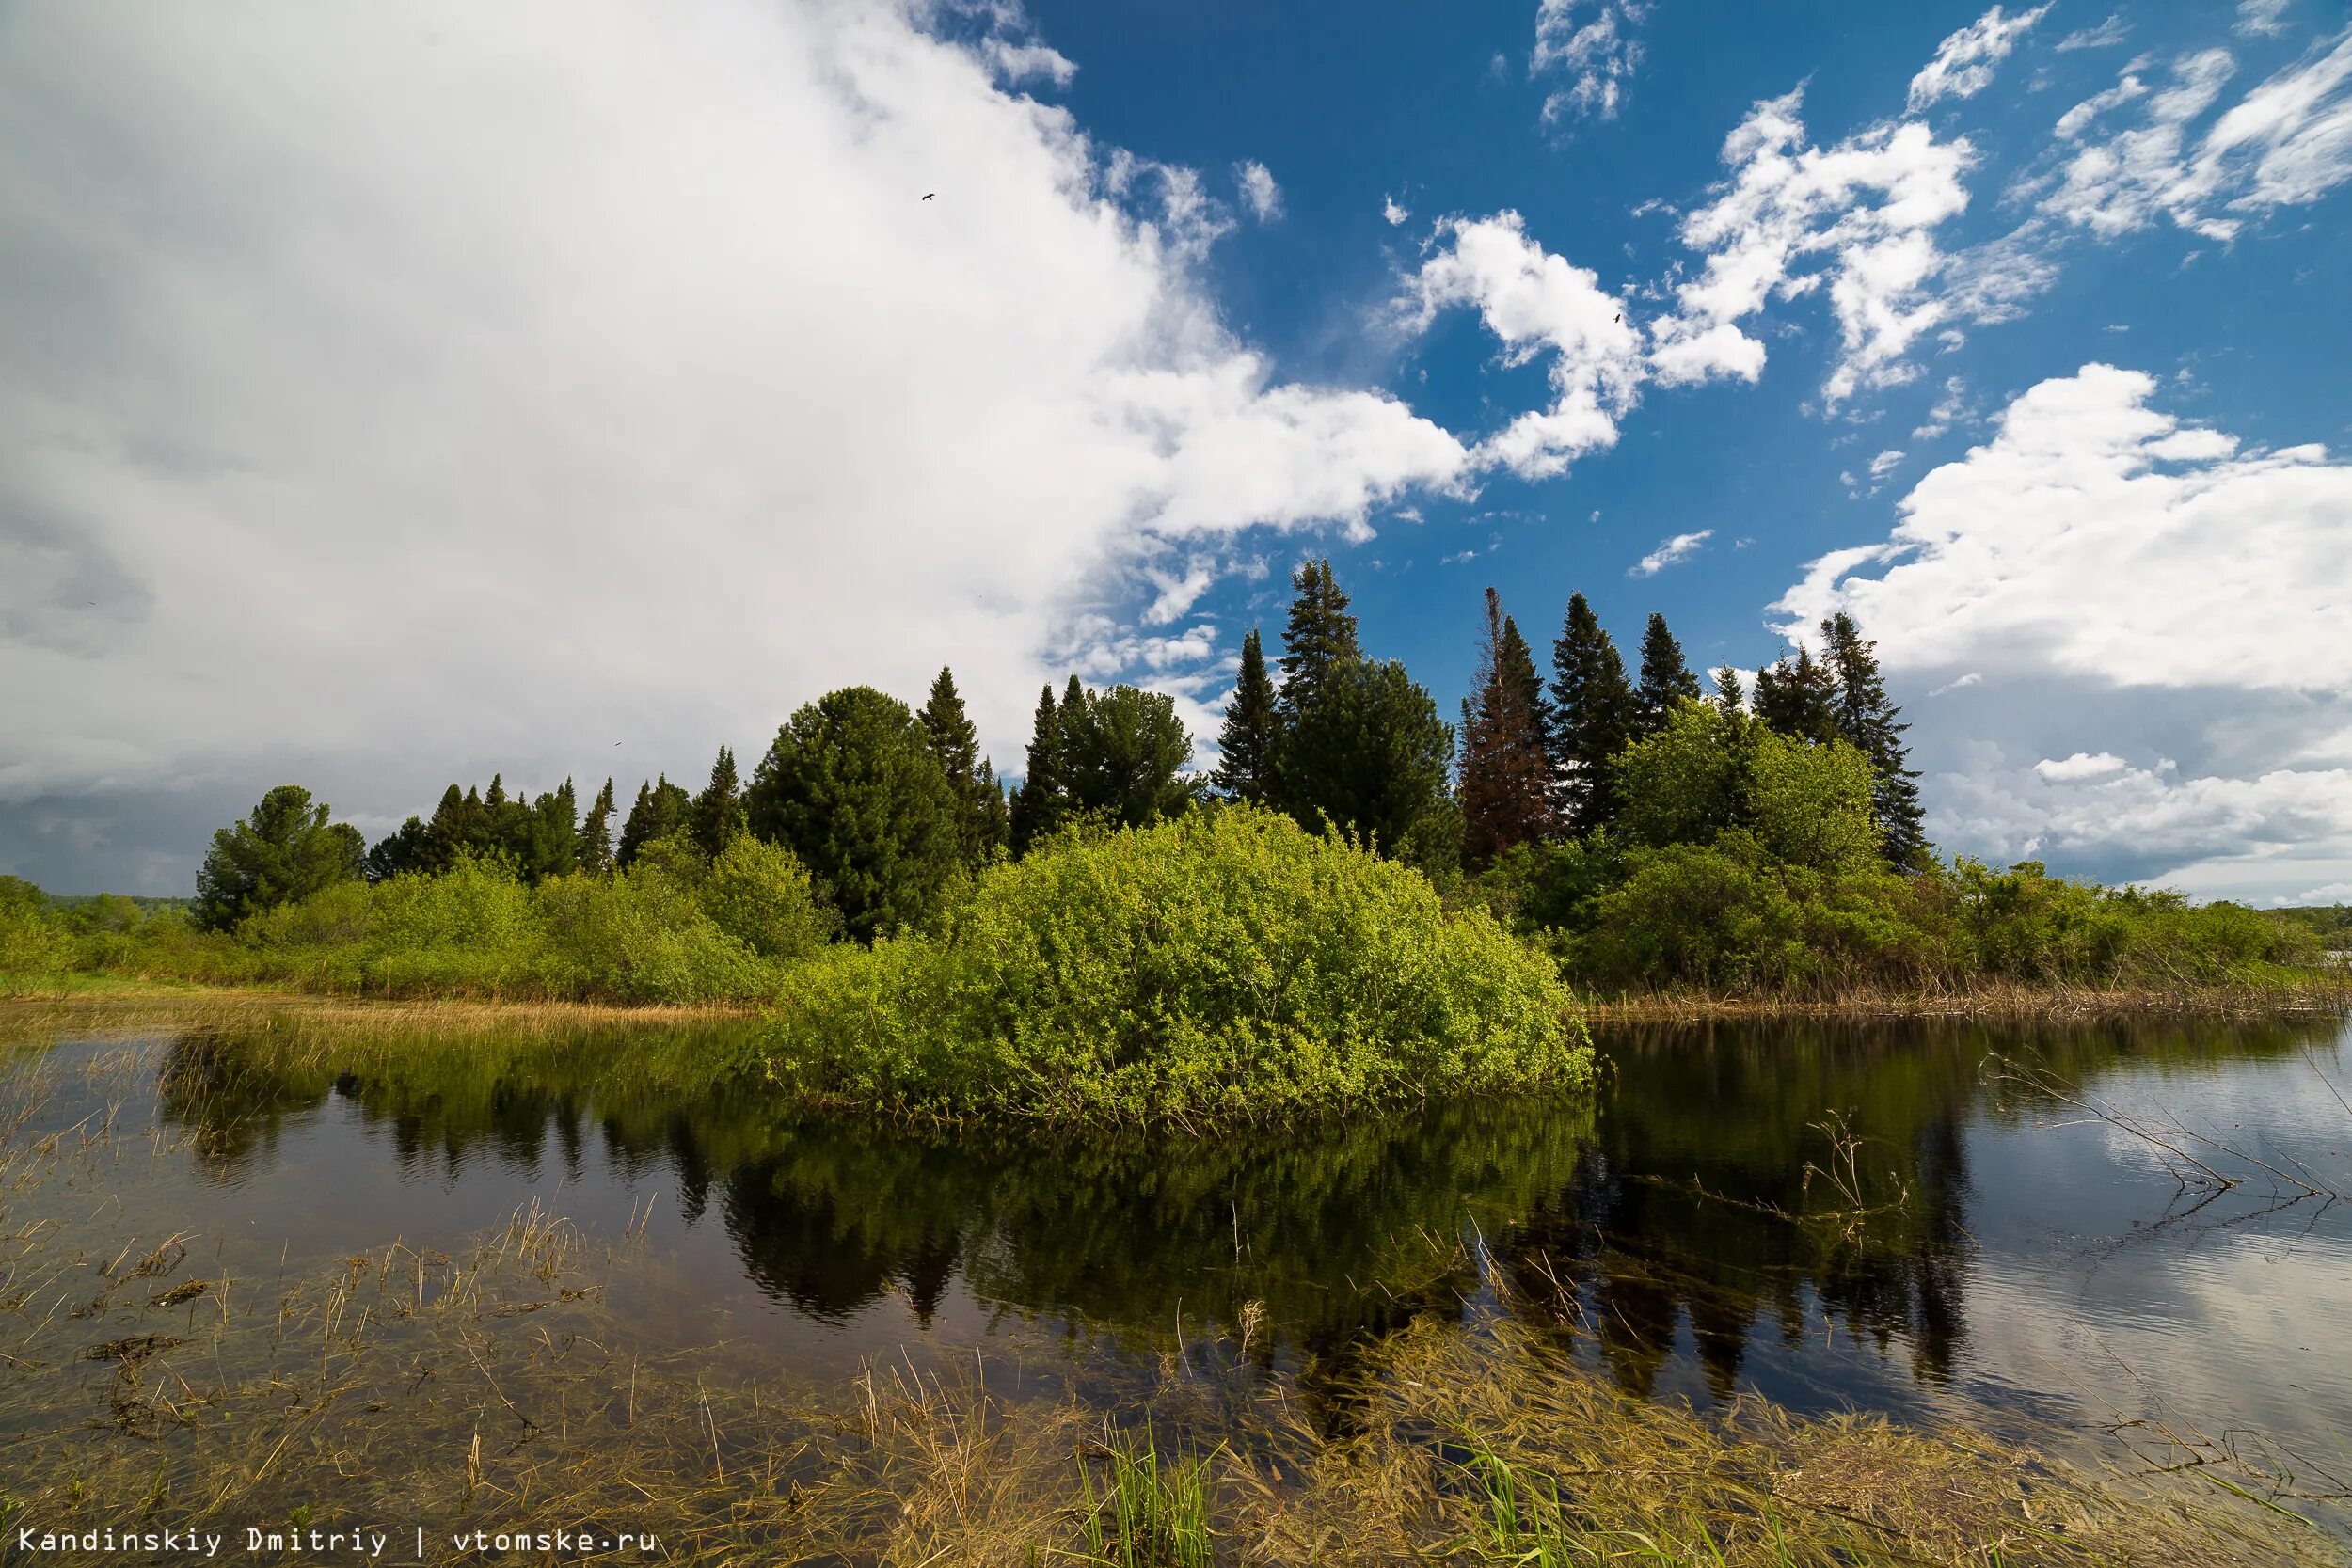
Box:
2, 0, 2348, 900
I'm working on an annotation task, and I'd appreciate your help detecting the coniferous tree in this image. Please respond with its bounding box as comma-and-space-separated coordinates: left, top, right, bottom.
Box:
1275, 560, 1360, 727
1634, 612, 1704, 736
917, 667, 1001, 866
743, 686, 961, 942
363, 816, 434, 883
616, 774, 691, 869
691, 746, 747, 860
1820, 611, 1931, 867
1753, 646, 1840, 745
1711, 666, 1746, 713
1458, 588, 1553, 866
1213, 628, 1280, 803
1058, 682, 1194, 828
1009, 685, 1067, 856
526, 779, 580, 880
485, 773, 507, 808
192, 784, 364, 931
580, 778, 617, 876
1548, 593, 1636, 834
976, 760, 1012, 857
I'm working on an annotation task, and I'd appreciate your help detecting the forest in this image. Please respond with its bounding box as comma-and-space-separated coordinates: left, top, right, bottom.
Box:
2, 560, 2333, 1033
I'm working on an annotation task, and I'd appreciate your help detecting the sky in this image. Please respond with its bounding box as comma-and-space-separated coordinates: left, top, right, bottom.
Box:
2, 0, 2348, 903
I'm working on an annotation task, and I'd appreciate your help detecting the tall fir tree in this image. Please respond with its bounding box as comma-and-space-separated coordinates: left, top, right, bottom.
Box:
525, 779, 580, 880
1753, 646, 1841, 745
1009, 684, 1067, 856
1634, 612, 1704, 736
1458, 588, 1553, 866
580, 778, 616, 876
692, 746, 747, 859
1213, 628, 1280, 803
1711, 666, 1746, 713
1275, 560, 1360, 726
1820, 611, 1930, 867
1547, 593, 1636, 834
917, 667, 1001, 866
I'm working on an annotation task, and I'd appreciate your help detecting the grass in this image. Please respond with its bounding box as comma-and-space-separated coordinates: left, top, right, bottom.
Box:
0, 1036, 2342, 1566
1581, 974, 2352, 1025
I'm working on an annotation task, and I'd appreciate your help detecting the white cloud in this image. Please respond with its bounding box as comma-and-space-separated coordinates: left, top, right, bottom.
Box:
1234, 159, 1282, 222
1382, 195, 1410, 226
2043, 30, 2352, 240
2236, 0, 2293, 39
1629, 529, 1713, 576
0, 1, 1479, 829
2056, 71, 2150, 139
1649, 87, 1977, 406
1867, 448, 1906, 479
1399, 211, 1646, 479
1928, 672, 1982, 695
2056, 15, 2129, 52
1911, 376, 1970, 440
1907, 4, 2051, 113
2034, 751, 2129, 781
1776, 363, 2352, 692
979, 37, 1076, 87
1532, 0, 1648, 124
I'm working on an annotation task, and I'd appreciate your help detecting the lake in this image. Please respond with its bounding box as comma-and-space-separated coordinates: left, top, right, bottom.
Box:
3, 1004, 2348, 1548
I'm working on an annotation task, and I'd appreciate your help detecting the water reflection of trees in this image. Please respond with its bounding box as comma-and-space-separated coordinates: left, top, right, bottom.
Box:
154, 1011, 2336, 1407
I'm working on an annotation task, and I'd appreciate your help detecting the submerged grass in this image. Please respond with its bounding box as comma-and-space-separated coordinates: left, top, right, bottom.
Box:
0, 1037, 2342, 1565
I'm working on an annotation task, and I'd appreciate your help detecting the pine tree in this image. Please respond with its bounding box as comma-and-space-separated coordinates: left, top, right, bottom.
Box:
1459, 588, 1553, 866
1276, 560, 1361, 726
692, 746, 747, 859
1548, 593, 1636, 834
485, 773, 507, 808
1711, 666, 1746, 713
1753, 646, 1840, 745
976, 759, 1012, 857
1820, 611, 1930, 868
1009, 685, 1067, 856
525, 778, 580, 881
1634, 612, 1704, 736
580, 778, 616, 876
1213, 628, 1280, 803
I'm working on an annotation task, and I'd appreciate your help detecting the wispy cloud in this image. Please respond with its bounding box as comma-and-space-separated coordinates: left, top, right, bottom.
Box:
1233, 159, 1282, 222
1629, 528, 1713, 576
1908, 4, 2051, 112
1532, 0, 1648, 123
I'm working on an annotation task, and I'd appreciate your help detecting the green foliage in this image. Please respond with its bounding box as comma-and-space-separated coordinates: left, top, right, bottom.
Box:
1010, 684, 1068, 856
766, 806, 1592, 1126
1459, 589, 1552, 868
919, 667, 1008, 867
1821, 611, 1929, 868
1633, 611, 1702, 737
1274, 558, 1360, 724
1279, 657, 1454, 866
1613, 699, 1751, 851
193, 784, 365, 932
1058, 681, 1195, 829
698, 834, 838, 958
1747, 730, 1880, 875
1212, 627, 1279, 805
745, 685, 961, 942
0, 876, 75, 991
1547, 594, 1634, 833
691, 747, 748, 860
580, 778, 617, 877
616, 776, 692, 870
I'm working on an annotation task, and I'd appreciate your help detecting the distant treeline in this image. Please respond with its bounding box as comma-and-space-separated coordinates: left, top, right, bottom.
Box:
2, 561, 2335, 1006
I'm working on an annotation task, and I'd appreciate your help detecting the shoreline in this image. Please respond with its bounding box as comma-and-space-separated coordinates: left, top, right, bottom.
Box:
7, 974, 2346, 1035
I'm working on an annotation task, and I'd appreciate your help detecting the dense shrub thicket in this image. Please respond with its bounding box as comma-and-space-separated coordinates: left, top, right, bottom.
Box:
0, 838, 832, 1005
762, 807, 1590, 1124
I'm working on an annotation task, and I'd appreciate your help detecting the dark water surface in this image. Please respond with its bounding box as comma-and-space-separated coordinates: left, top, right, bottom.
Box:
9, 1007, 2351, 1504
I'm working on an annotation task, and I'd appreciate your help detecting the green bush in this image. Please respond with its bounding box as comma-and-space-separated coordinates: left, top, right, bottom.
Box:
0, 876, 74, 994
764, 806, 1592, 1125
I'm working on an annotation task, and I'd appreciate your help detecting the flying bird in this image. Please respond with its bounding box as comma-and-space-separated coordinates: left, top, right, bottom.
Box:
921, 192, 935, 201
1614, 313, 1623, 325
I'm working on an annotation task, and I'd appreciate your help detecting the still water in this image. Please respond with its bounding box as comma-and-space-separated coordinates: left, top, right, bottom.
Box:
8, 1007, 2351, 1510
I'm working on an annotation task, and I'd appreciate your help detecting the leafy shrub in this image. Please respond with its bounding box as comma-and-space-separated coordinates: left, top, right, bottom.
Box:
765, 806, 1591, 1125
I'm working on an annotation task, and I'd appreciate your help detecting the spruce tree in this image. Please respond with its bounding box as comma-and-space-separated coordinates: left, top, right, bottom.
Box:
1213, 628, 1280, 804
1711, 666, 1746, 713
917, 667, 999, 866
1753, 646, 1840, 745
1057, 681, 1194, 828
580, 778, 617, 876
1820, 611, 1930, 867
1459, 588, 1553, 866
1547, 593, 1635, 834
1634, 612, 1704, 736
1275, 560, 1361, 725
691, 746, 748, 859
526, 778, 580, 881
976, 760, 1012, 857
1009, 684, 1067, 856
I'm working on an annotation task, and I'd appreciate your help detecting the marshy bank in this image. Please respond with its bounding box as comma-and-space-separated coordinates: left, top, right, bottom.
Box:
3, 1007, 2349, 1563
